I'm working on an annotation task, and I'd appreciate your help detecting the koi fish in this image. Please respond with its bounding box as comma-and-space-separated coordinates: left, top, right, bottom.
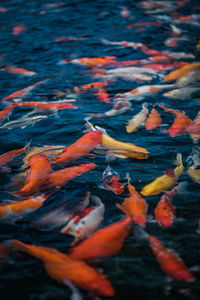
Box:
187, 147, 200, 184
13, 154, 52, 197
154, 183, 185, 227
54, 36, 87, 42
148, 235, 195, 282
8, 240, 115, 297
0, 104, 17, 122
95, 87, 110, 103
55, 131, 102, 164
164, 62, 200, 82
114, 84, 175, 101
12, 24, 27, 35
22, 145, 66, 168
117, 175, 148, 227
0, 114, 48, 130
141, 153, 184, 196
101, 39, 144, 50
163, 51, 194, 60
0, 141, 30, 170
89, 101, 131, 118
126, 103, 149, 133
164, 87, 200, 100
104, 67, 154, 81
164, 36, 189, 47
61, 195, 105, 243
3, 66, 37, 76
16, 101, 78, 110
177, 70, 200, 84
58, 56, 117, 67
85, 120, 149, 159
159, 105, 193, 137
2, 80, 47, 102
33, 190, 90, 229
42, 163, 96, 191
75, 81, 109, 93
145, 105, 162, 130
100, 165, 125, 194
0, 194, 48, 222
188, 112, 200, 144
69, 213, 132, 260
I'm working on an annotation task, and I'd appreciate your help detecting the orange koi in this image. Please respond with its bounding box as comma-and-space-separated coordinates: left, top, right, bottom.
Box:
95, 87, 110, 103
154, 184, 180, 227
2, 80, 46, 102
148, 235, 195, 282
141, 63, 174, 71
145, 105, 162, 130
0, 104, 17, 122
188, 112, 200, 144
164, 62, 200, 82
12, 24, 27, 35
160, 105, 193, 137
43, 163, 96, 190
0, 194, 48, 222
9, 240, 115, 297
59, 56, 117, 67
3, 66, 37, 76
13, 154, 52, 197
0, 141, 30, 170
76, 80, 109, 93
69, 214, 132, 260
55, 131, 102, 164
17, 101, 77, 110
117, 178, 148, 227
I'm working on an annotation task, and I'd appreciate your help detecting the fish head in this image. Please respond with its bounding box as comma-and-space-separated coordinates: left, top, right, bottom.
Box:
29, 153, 49, 165
163, 89, 179, 98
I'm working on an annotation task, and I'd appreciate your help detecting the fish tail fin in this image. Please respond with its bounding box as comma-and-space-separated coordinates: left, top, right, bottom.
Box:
3, 239, 26, 250
84, 117, 96, 132
174, 153, 183, 167
116, 203, 130, 217
90, 194, 102, 206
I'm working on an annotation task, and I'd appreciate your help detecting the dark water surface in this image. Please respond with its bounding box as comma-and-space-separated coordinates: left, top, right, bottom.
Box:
0, 0, 200, 299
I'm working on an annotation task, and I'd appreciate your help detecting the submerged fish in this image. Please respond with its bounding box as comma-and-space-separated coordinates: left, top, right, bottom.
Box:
61, 194, 105, 243
148, 234, 195, 282
160, 105, 193, 137
89, 101, 132, 118
164, 87, 200, 100
69, 212, 132, 260
3, 66, 37, 76
0, 114, 48, 130
145, 105, 162, 130
0, 104, 17, 122
141, 153, 184, 196
114, 84, 175, 101
8, 240, 115, 297
126, 103, 149, 133
164, 62, 200, 82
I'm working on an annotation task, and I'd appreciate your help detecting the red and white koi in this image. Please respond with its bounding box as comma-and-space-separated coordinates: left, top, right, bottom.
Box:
16, 100, 78, 111
100, 165, 125, 194
2, 80, 47, 102
114, 84, 175, 102
0, 104, 17, 122
61, 195, 105, 243
12, 24, 27, 35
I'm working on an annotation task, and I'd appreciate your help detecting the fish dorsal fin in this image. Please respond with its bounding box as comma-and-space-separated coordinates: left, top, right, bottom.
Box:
163, 169, 175, 178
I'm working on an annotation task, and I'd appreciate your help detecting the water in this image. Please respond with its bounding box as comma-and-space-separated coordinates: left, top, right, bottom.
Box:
0, 0, 200, 299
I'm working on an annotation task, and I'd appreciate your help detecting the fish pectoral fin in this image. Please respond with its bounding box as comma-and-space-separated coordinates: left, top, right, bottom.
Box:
63, 279, 83, 300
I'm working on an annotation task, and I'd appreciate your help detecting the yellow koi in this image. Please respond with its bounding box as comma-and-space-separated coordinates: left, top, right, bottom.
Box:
141, 153, 184, 196
85, 120, 149, 159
